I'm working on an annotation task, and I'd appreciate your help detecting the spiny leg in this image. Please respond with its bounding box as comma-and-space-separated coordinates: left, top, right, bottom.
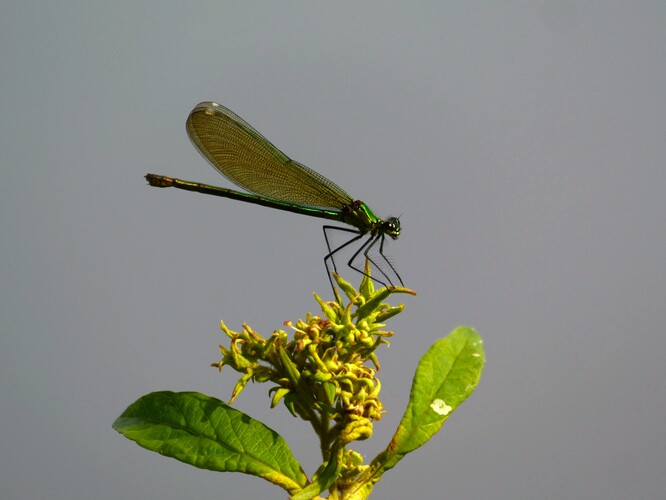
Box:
374, 233, 404, 286
347, 234, 392, 287
323, 225, 365, 289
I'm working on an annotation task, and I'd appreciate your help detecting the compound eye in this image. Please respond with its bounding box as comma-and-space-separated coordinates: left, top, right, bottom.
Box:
387, 217, 401, 238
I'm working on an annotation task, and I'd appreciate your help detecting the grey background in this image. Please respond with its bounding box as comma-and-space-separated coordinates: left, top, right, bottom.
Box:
2, 2, 664, 499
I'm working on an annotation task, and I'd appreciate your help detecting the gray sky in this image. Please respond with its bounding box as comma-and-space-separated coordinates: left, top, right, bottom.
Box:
2, 2, 665, 499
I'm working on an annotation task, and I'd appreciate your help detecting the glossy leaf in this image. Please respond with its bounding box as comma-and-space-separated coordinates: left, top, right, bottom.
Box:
113, 391, 308, 494
371, 327, 484, 473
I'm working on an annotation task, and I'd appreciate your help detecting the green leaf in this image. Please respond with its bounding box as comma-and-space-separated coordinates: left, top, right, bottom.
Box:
113, 391, 308, 494
371, 327, 484, 473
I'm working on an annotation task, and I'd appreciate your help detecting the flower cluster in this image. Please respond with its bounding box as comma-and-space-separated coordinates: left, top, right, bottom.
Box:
215, 271, 414, 447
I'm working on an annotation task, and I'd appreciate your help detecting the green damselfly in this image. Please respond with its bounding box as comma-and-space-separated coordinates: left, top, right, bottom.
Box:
146, 102, 403, 288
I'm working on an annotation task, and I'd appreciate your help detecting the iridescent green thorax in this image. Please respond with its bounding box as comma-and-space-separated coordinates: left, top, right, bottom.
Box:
340, 201, 401, 239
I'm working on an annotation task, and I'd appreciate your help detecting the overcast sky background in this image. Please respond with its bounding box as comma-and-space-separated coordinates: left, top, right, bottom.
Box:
2, 2, 665, 499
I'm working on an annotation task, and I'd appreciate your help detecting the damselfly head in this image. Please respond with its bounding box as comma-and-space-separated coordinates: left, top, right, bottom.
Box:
384, 217, 401, 239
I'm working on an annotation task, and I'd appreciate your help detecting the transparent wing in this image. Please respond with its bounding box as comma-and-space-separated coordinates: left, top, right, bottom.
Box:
186, 102, 354, 209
